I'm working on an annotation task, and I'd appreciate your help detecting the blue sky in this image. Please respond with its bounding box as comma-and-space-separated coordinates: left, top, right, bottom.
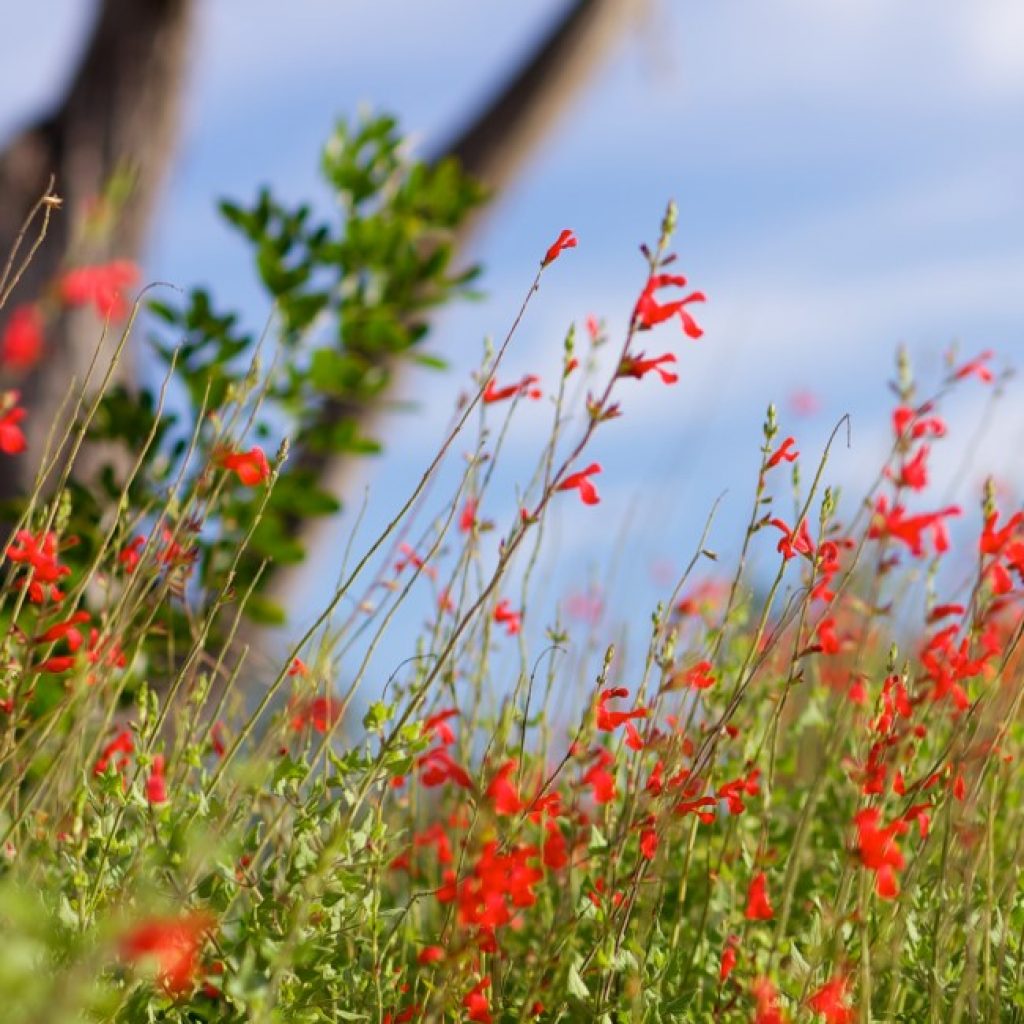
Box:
3, 1, 1024, 652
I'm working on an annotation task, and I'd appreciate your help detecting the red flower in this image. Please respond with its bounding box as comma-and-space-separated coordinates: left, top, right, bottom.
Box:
216, 445, 270, 486
684, 660, 716, 690
287, 657, 309, 677
814, 617, 841, 655
633, 273, 706, 338
639, 827, 658, 860
869, 497, 960, 557
94, 729, 134, 776
766, 436, 798, 470
146, 755, 168, 805
459, 497, 478, 532
494, 599, 522, 636
892, 444, 929, 491
119, 912, 213, 994
5, 528, 72, 603
0, 391, 27, 454
719, 936, 739, 982
752, 977, 785, 1024
769, 517, 814, 560
854, 807, 907, 899
483, 374, 542, 403
290, 695, 340, 733
618, 351, 678, 384
542, 228, 577, 267
952, 349, 994, 383
0, 304, 44, 370
542, 819, 569, 868
463, 976, 493, 1023
807, 975, 854, 1023
486, 759, 523, 815
893, 403, 946, 440
119, 536, 145, 573
718, 768, 761, 815
595, 687, 648, 731
423, 708, 459, 746
417, 746, 473, 789
744, 871, 774, 920
581, 748, 617, 804
557, 462, 602, 505
59, 260, 139, 321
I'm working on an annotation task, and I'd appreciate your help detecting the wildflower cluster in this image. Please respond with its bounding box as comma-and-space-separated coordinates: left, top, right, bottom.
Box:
0, 197, 1022, 1024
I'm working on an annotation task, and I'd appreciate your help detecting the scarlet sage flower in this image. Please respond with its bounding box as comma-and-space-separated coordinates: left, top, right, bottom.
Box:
683, 660, 716, 690
482, 374, 542, 403
595, 687, 648, 731
94, 729, 134, 776
557, 462, 602, 505
952, 349, 994, 383
59, 260, 139, 321
639, 827, 658, 860
893, 403, 946, 440
416, 945, 445, 965
542, 228, 577, 267
0, 304, 44, 370
146, 755, 168, 805
5, 528, 72, 603
718, 768, 761, 814
422, 707, 459, 745
893, 445, 929, 491
869, 497, 961, 557
719, 936, 740, 982
0, 392, 27, 454
854, 807, 907, 899
119, 535, 145, 573
493, 599, 522, 636
119, 912, 213, 994
542, 819, 569, 868
752, 977, 785, 1024
744, 872, 774, 920
581, 748, 617, 804
766, 436, 798, 470
486, 759, 523, 815
618, 350, 678, 384
807, 975, 854, 1023
287, 657, 308, 677
459, 497, 478, 532
290, 695, 340, 733
34, 610, 90, 652
769, 517, 814, 561
215, 445, 270, 486
417, 746, 472, 789
633, 273, 706, 338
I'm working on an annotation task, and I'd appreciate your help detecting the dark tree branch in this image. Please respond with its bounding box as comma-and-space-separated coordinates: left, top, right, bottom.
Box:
0, 0, 195, 499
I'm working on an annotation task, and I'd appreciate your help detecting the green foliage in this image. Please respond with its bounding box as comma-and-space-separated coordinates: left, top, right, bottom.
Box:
85, 113, 485, 628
